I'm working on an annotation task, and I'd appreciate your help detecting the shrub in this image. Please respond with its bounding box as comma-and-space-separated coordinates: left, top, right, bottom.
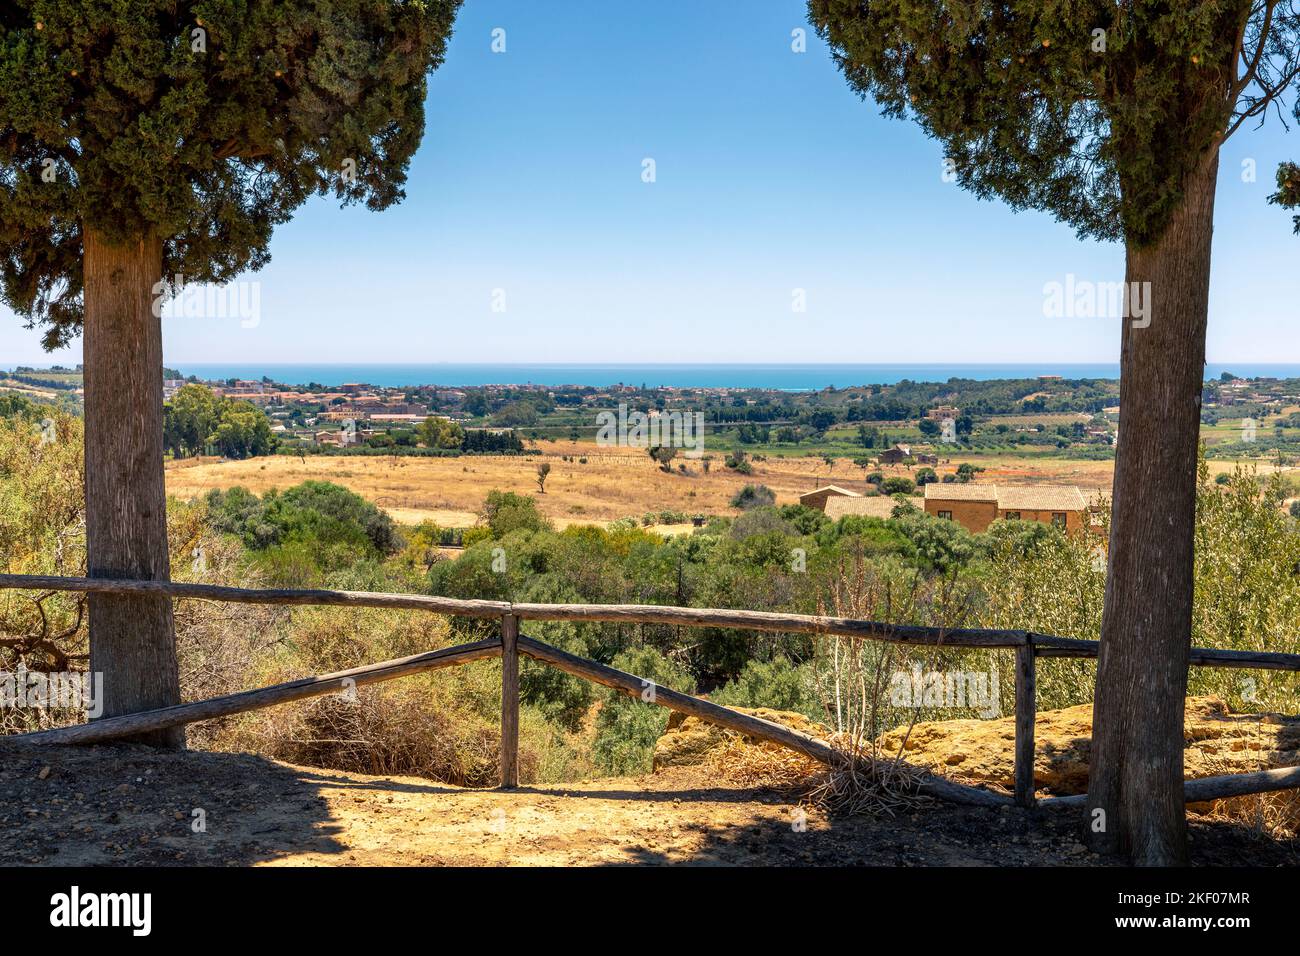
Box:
218, 607, 590, 785
481, 489, 552, 538
725, 450, 753, 474
710, 656, 818, 717
730, 484, 776, 510
206, 480, 402, 574
728, 506, 795, 542
893, 512, 977, 573
591, 647, 696, 775
881, 476, 915, 495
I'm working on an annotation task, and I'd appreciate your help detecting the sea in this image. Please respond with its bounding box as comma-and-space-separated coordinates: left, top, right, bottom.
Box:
167, 362, 1300, 391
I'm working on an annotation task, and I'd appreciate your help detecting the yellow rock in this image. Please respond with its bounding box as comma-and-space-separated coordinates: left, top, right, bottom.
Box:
878, 696, 1300, 824
652, 707, 821, 770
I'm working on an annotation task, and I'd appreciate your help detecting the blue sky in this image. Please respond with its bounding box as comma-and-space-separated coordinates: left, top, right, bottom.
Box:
3, 0, 1298, 366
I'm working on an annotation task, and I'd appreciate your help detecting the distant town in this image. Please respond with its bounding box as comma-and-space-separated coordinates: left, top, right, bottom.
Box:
5, 365, 1299, 466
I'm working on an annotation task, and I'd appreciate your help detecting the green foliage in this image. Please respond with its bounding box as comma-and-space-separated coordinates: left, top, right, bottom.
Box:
417, 415, 464, 449
206, 480, 401, 576
480, 489, 552, 538
978, 463, 1300, 713
730, 483, 775, 510
779, 503, 831, 536
881, 475, 914, 495
164, 383, 275, 458
164, 383, 221, 456
209, 400, 275, 458
809, 0, 1265, 245
893, 512, 978, 574
725, 449, 752, 474
0, 1, 463, 347
0, 391, 43, 421
0, 409, 83, 579
1191, 464, 1300, 710
591, 647, 696, 775
493, 401, 540, 427
710, 656, 817, 717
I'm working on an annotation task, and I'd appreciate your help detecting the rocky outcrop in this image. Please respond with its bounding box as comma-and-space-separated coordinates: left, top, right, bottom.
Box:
655, 696, 1300, 825
877, 696, 1300, 795
878, 695, 1300, 824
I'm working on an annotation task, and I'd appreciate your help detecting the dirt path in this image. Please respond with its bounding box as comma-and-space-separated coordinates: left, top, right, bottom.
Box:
0, 743, 1293, 866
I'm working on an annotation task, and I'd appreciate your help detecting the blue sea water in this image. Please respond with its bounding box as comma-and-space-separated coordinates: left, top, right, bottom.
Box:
166, 362, 1300, 390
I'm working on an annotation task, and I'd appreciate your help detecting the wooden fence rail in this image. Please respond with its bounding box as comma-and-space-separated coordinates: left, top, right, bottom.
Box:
2, 572, 1300, 812
10, 639, 504, 746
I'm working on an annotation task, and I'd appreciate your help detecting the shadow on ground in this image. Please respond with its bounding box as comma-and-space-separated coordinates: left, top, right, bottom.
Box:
0, 744, 1295, 866
0, 742, 345, 866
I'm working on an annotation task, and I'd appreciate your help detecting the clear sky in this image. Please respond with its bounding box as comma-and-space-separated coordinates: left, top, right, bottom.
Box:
3, 0, 1298, 367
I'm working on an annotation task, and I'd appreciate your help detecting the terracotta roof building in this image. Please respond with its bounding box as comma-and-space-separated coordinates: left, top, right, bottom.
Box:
798, 485, 860, 511
924, 483, 1087, 534
824, 495, 903, 520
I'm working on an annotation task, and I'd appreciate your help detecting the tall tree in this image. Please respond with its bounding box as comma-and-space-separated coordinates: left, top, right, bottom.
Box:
810, 0, 1300, 863
0, 0, 461, 743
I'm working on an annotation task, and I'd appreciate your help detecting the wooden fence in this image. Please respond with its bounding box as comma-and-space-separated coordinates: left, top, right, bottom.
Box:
2, 572, 1300, 810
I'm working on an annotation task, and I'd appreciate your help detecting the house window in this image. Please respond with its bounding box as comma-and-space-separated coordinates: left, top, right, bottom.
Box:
1004, 511, 1020, 521
937, 510, 952, 520
1051, 513, 1067, 528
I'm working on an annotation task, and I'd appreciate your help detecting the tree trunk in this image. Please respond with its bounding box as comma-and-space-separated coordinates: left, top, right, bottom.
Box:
1085, 149, 1221, 864
82, 228, 183, 747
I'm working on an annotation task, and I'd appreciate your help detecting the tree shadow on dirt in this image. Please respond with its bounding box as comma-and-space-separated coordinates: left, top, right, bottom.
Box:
0, 742, 347, 866
3, 742, 1295, 867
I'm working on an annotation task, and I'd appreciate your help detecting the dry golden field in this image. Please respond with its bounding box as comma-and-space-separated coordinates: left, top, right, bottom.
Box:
163, 441, 1288, 529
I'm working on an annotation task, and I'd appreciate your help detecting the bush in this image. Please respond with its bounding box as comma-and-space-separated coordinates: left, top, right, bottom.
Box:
206, 480, 402, 573
218, 607, 590, 786
730, 484, 776, 510
893, 512, 977, 573
881, 476, 915, 495
591, 647, 696, 775
481, 489, 552, 537
725, 450, 753, 474
728, 506, 795, 542
779, 503, 831, 536
710, 656, 817, 717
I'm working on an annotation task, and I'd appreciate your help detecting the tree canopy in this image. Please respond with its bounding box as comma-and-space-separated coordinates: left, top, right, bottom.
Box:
0, 0, 462, 346
809, 1, 1300, 246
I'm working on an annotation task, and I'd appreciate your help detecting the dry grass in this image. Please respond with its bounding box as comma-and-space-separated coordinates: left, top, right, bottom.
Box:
706, 733, 823, 790
164, 441, 1157, 527
244, 684, 507, 787
802, 736, 931, 818
165, 442, 909, 525
706, 730, 931, 818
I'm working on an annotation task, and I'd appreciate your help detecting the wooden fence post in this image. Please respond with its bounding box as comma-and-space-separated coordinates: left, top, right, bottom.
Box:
500, 613, 520, 789
1014, 639, 1036, 808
